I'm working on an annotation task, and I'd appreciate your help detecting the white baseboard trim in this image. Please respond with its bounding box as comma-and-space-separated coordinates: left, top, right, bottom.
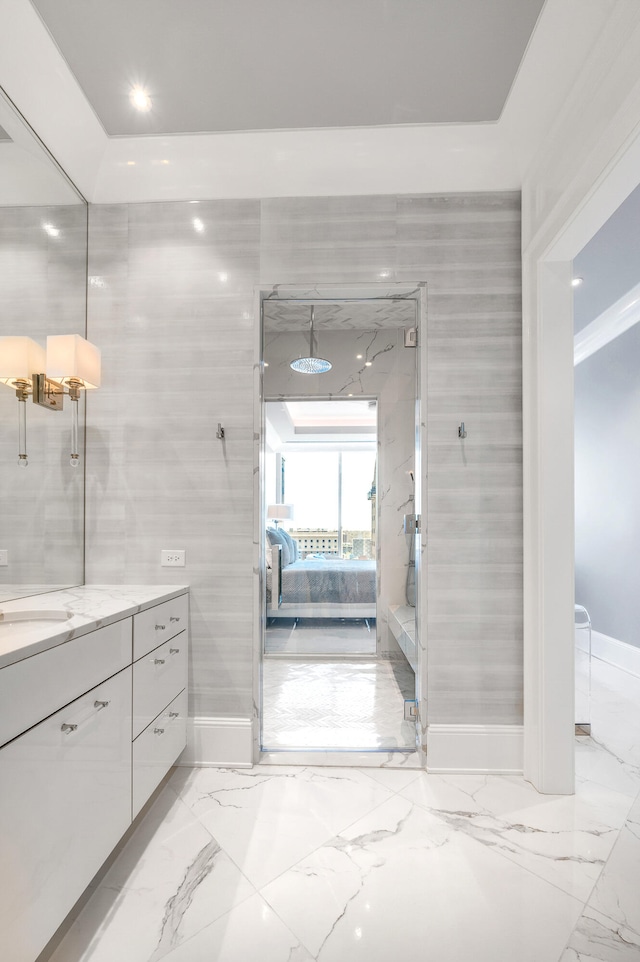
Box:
178, 717, 253, 768
427, 724, 523, 774
592, 631, 640, 679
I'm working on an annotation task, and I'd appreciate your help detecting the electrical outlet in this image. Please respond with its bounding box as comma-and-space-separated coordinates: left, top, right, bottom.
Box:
161, 549, 185, 567
0, 549, 7, 566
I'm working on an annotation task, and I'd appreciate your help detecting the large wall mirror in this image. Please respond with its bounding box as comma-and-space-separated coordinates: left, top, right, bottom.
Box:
0, 87, 88, 602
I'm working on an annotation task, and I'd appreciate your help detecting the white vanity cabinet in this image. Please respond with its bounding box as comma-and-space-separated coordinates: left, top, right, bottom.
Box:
0, 668, 132, 962
132, 598, 188, 817
0, 588, 189, 962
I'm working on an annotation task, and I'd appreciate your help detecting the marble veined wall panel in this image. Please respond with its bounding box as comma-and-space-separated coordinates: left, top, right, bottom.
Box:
86, 191, 522, 727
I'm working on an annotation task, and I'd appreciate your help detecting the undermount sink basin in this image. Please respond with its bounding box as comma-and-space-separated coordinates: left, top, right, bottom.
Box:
0, 609, 72, 632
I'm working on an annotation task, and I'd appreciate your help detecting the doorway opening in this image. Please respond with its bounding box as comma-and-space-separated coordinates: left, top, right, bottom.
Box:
258, 287, 423, 755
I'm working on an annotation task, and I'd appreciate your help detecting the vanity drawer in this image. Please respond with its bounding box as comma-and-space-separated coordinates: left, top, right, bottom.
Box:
0, 667, 132, 962
0, 618, 132, 748
132, 631, 187, 738
133, 594, 188, 660
132, 688, 187, 818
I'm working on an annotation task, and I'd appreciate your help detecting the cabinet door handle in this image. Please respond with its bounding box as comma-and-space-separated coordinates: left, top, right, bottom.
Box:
155, 624, 166, 631
94, 700, 110, 710
169, 647, 180, 655
61, 722, 78, 734
170, 616, 180, 623
154, 658, 166, 665
154, 727, 165, 735
168, 711, 179, 718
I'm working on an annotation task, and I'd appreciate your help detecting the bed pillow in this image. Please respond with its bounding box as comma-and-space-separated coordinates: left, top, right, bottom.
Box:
266, 527, 291, 566
279, 528, 299, 563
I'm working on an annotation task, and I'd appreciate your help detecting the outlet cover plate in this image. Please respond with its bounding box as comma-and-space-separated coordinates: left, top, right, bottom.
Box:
161, 549, 185, 567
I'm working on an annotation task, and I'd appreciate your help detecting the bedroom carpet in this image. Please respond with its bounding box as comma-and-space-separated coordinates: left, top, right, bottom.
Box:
264, 617, 377, 655
261, 657, 416, 750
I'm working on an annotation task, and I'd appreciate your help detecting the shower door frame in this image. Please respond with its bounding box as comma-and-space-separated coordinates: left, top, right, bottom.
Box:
252, 282, 428, 765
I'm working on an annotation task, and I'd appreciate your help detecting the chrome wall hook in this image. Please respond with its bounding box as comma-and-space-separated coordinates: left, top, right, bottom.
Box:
216, 422, 225, 440
458, 421, 467, 439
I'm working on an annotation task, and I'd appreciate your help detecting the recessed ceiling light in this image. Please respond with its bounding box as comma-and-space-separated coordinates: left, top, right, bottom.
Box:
571, 277, 583, 287
43, 223, 60, 237
130, 86, 152, 112
379, 270, 391, 279
365, 361, 372, 367
126, 161, 136, 167
356, 354, 363, 359
218, 272, 228, 282
193, 218, 204, 233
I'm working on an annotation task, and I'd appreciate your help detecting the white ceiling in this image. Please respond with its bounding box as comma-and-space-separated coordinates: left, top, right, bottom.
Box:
0, 1, 623, 204
30, 0, 544, 136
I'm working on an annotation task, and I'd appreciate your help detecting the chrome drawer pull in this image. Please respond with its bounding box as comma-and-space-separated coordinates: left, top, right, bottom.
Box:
154, 727, 165, 735
154, 658, 166, 665
155, 624, 166, 631
169, 647, 180, 655
61, 723, 78, 734
170, 616, 180, 623
94, 700, 110, 710
168, 711, 179, 718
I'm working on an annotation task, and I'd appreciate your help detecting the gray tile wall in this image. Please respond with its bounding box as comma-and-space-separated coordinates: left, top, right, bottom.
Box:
86, 191, 522, 726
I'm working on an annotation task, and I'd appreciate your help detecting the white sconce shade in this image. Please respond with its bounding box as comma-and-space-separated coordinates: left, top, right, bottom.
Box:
46, 334, 101, 389
0, 336, 46, 388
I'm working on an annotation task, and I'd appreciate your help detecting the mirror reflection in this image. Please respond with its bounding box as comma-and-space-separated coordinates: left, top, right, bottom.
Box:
0, 87, 88, 603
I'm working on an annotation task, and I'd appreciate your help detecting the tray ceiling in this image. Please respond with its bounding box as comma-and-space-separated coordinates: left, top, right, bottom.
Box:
30, 0, 545, 136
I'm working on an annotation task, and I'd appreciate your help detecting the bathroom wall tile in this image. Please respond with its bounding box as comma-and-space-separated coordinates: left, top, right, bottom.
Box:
86, 191, 523, 730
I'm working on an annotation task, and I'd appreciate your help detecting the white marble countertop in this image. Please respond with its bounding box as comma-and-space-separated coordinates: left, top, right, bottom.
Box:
0, 585, 189, 669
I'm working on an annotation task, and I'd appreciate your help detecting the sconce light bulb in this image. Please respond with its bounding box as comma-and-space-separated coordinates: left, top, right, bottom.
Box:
18, 456, 27, 468
70, 455, 80, 468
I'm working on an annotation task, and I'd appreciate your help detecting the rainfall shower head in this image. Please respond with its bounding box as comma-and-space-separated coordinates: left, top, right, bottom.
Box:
289, 306, 332, 374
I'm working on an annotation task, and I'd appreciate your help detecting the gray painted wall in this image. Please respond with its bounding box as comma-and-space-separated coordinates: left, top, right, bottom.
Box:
573, 183, 640, 333
85, 191, 522, 726
575, 323, 640, 648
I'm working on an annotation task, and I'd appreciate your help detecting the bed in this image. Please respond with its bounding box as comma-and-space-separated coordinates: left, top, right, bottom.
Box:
266, 528, 376, 620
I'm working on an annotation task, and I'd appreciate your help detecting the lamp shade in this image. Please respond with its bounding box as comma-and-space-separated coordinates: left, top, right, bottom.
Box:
267, 503, 294, 522
46, 334, 101, 389
0, 336, 46, 387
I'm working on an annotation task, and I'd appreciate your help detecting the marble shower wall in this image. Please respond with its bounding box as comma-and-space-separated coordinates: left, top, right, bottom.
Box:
86, 191, 522, 726
0, 205, 87, 599
264, 327, 416, 656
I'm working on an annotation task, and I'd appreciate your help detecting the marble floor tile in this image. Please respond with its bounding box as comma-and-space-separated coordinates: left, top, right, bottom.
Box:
157, 893, 314, 962
560, 906, 640, 961
37, 651, 640, 962
45, 786, 257, 962
264, 618, 375, 655
171, 765, 395, 890
582, 791, 640, 945
262, 657, 416, 751
403, 770, 632, 902
260, 794, 583, 962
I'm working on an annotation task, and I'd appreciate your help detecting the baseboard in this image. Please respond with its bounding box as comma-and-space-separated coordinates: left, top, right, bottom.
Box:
592, 631, 640, 679
178, 716, 253, 768
427, 724, 523, 774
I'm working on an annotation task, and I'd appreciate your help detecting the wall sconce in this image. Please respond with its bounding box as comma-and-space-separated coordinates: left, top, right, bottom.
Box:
267, 504, 294, 529
0, 336, 46, 467
0, 334, 101, 467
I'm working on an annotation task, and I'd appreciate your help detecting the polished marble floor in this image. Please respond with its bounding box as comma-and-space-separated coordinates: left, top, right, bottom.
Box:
264, 618, 376, 656
262, 656, 416, 750
40, 654, 640, 962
